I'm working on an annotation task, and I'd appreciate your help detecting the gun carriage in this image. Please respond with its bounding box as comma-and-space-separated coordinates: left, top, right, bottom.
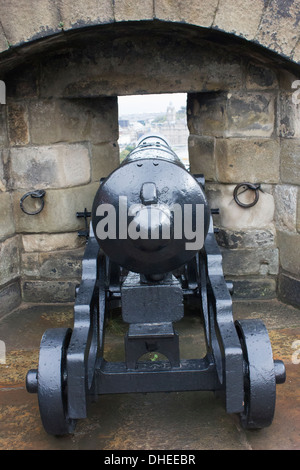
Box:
26, 135, 286, 435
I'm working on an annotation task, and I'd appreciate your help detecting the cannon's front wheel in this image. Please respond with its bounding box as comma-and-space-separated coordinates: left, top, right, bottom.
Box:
36, 328, 77, 435
235, 319, 285, 430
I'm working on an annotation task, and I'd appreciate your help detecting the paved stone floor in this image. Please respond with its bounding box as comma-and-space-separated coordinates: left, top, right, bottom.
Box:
0, 299, 299, 450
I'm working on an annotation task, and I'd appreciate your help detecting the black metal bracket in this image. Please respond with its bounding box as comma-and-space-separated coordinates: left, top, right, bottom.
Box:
20, 189, 46, 215
76, 208, 91, 239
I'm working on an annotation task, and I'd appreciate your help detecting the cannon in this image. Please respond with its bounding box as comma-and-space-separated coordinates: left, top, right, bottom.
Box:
26, 135, 286, 435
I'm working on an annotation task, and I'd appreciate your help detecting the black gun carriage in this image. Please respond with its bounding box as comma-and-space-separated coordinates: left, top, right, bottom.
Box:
26, 135, 286, 435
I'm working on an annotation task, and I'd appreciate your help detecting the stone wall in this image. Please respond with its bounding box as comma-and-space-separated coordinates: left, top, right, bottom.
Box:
0, 21, 299, 312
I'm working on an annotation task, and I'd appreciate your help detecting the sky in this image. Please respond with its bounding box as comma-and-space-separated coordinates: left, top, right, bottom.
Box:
118, 93, 187, 116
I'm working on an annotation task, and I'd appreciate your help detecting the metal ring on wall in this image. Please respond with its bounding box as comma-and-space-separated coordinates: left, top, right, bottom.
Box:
20, 190, 46, 215
233, 183, 262, 208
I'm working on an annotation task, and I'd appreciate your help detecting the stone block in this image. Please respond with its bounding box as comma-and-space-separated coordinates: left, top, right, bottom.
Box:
28, 98, 118, 144
154, 0, 219, 27
213, 0, 265, 40
59, 0, 114, 30
216, 227, 276, 249
0, 280, 21, 319
10, 143, 91, 190
188, 135, 216, 181
278, 92, 300, 138
0, 236, 20, 286
0, 192, 15, 240
245, 62, 278, 90
22, 280, 78, 303
187, 93, 227, 137
221, 247, 279, 276
5, 62, 39, 99
7, 102, 29, 146
256, 0, 300, 58
114, 0, 153, 21
39, 249, 83, 280
230, 277, 276, 300
205, 183, 275, 230
21, 252, 39, 278
22, 232, 85, 252
274, 185, 297, 232
278, 272, 300, 308
91, 142, 120, 181
13, 182, 99, 233
216, 138, 280, 183
226, 92, 275, 137
277, 231, 300, 276
0, 0, 61, 46
187, 92, 275, 138
280, 139, 300, 184
21, 249, 84, 279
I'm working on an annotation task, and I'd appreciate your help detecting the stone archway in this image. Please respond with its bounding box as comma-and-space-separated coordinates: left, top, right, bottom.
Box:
0, 4, 299, 312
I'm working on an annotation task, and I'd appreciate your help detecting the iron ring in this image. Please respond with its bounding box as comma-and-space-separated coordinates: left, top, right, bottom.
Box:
233, 183, 261, 208
20, 190, 46, 215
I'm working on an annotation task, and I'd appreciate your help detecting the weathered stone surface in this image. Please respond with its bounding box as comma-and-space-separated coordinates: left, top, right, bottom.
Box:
0, 150, 8, 191
205, 183, 275, 230
245, 62, 278, 90
297, 189, 300, 233
216, 138, 280, 183
274, 185, 298, 232
13, 182, 99, 233
10, 143, 91, 190
0, 192, 15, 240
280, 139, 300, 184
59, 0, 114, 30
278, 92, 300, 138
22, 280, 78, 303
226, 92, 275, 137
292, 38, 300, 64
22, 249, 83, 280
115, 0, 153, 21
221, 247, 279, 276
39, 249, 83, 280
22, 232, 85, 252
0, 107, 8, 148
28, 98, 119, 144
0, 0, 61, 46
5, 62, 39, 99
277, 231, 300, 276
154, 0, 218, 27
231, 277, 276, 300
188, 135, 215, 181
91, 142, 120, 181
0, 280, 21, 318
213, 0, 265, 40
0, 236, 20, 286
216, 227, 276, 249
7, 102, 29, 146
0, 22, 9, 53
39, 36, 243, 99
278, 272, 300, 307
188, 92, 275, 138
256, 0, 300, 57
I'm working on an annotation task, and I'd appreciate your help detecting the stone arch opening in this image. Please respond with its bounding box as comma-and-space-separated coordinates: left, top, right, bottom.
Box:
0, 20, 299, 314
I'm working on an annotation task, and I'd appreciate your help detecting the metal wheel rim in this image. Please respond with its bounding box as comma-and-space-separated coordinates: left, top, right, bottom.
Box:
235, 319, 276, 429
37, 328, 76, 435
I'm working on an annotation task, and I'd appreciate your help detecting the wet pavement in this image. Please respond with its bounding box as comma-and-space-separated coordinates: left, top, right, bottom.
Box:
0, 299, 299, 450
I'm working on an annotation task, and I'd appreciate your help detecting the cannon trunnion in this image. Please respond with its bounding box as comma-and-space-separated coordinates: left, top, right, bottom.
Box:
26, 136, 286, 435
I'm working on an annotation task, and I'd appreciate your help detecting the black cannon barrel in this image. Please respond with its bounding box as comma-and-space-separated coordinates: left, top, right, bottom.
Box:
91, 135, 210, 275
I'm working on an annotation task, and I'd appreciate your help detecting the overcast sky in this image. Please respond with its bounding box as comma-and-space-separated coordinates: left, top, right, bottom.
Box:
118, 93, 187, 116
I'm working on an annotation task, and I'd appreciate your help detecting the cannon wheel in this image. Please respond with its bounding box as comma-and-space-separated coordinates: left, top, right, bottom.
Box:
235, 319, 276, 429
37, 328, 77, 435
